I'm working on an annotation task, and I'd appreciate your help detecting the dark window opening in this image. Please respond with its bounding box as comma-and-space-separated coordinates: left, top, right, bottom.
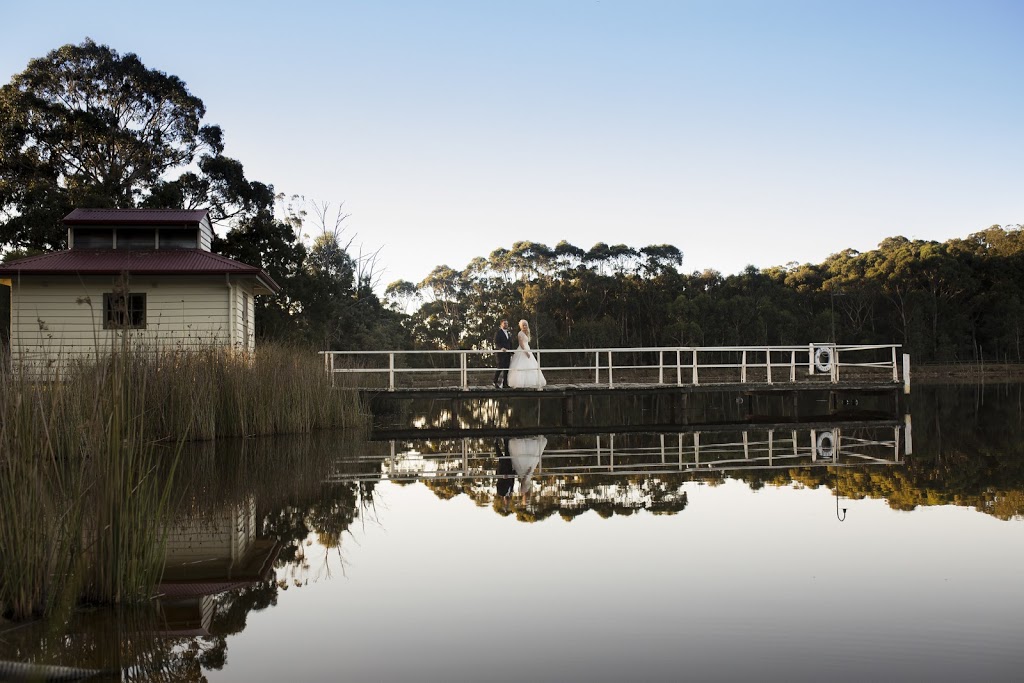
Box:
116, 228, 156, 250
74, 228, 114, 249
103, 292, 146, 329
160, 228, 199, 249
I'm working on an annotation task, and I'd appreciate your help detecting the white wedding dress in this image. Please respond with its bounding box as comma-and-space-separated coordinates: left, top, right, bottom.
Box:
507, 331, 547, 389
509, 436, 547, 495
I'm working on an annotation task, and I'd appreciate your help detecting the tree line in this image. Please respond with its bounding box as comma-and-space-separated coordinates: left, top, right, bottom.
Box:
385, 228, 1024, 363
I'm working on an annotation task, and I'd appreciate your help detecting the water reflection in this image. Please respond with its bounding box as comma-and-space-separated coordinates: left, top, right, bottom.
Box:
361, 422, 906, 524
509, 435, 546, 499
3, 385, 1024, 681
0, 431, 374, 682
157, 497, 279, 637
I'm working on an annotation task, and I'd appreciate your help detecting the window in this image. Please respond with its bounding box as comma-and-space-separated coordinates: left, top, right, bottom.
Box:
116, 228, 156, 249
103, 292, 146, 329
159, 228, 199, 249
74, 228, 114, 249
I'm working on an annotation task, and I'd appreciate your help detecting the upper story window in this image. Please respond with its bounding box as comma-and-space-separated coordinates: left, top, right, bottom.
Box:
74, 228, 114, 249
160, 228, 199, 249
117, 228, 156, 250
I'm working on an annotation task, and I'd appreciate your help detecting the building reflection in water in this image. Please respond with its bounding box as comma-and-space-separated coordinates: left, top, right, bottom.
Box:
156, 497, 281, 636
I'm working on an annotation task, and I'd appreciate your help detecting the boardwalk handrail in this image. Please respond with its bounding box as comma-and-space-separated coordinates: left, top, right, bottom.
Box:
326, 421, 909, 484
320, 343, 908, 391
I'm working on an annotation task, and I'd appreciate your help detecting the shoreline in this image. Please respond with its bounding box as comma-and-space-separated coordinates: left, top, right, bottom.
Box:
912, 363, 1024, 383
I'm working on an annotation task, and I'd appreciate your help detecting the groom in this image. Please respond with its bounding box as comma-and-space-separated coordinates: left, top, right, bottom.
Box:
492, 318, 514, 388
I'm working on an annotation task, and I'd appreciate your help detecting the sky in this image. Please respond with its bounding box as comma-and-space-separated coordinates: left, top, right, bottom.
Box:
2, 0, 1022, 289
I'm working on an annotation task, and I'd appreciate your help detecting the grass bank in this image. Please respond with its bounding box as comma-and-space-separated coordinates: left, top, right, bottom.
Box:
0, 343, 365, 621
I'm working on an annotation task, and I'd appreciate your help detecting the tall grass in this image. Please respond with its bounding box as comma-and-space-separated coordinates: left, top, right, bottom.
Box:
138, 343, 365, 440
0, 343, 366, 621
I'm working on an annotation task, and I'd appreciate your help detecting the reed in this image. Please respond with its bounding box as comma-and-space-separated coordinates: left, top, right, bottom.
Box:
0, 342, 366, 621
0, 366, 86, 620
139, 343, 365, 440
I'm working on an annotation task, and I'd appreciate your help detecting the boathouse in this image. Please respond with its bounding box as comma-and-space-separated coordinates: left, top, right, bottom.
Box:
0, 208, 279, 370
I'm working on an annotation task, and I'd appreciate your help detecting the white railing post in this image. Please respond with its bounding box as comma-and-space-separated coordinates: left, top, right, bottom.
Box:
659, 350, 664, 385
790, 350, 796, 382
607, 350, 614, 387
892, 346, 898, 382
904, 413, 913, 456
461, 352, 467, 389
389, 353, 395, 391
595, 351, 600, 385
694, 431, 701, 466
831, 346, 839, 383
766, 348, 772, 384
903, 354, 911, 394
692, 349, 699, 385
741, 350, 747, 383
676, 349, 682, 386
808, 343, 815, 375
329, 352, 335, 387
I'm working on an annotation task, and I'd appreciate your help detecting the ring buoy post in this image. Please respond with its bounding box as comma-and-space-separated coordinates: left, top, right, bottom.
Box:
816, 430, 836, 461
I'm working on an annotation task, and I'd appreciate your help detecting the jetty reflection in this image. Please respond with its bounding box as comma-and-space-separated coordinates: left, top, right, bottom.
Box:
340, 420, 909, 485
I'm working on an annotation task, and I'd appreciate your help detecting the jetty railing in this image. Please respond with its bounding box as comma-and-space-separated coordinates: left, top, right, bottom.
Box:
326, 421, 909, 484
321, 343, 909, 391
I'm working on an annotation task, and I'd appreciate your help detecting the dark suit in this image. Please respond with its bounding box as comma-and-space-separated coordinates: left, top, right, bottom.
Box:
493, 325, 514, 387
495, 438, 515, 497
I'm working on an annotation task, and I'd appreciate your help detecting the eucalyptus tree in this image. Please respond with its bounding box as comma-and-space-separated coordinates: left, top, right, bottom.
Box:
638, 244, 683, 275
553, 240, 586, 275
950, 226, 1024, 359
416, 265, 469, 349
384, 279, 421, 315
0, 39, 227, 250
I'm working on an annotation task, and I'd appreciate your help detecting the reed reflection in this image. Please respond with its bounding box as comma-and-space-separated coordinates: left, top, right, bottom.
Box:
0, 431, 378, 682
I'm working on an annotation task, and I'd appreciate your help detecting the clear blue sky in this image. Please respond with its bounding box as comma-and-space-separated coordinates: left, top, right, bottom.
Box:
3, 0, 1022, 287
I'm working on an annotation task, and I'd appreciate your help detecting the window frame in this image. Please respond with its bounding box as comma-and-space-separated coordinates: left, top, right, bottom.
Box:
103, 292, 147, 330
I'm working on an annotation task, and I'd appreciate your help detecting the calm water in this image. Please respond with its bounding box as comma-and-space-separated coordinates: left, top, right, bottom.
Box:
2, 384, 1023, 682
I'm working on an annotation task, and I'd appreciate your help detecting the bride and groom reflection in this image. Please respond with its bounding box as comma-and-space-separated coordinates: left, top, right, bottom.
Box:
494, 435, 548, 504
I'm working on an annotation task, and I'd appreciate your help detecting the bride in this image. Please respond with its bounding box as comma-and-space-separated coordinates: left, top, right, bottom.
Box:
507, 319, 547, 389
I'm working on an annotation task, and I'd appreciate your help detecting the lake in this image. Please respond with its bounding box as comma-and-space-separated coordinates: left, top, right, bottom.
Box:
1, 383, 1022, 682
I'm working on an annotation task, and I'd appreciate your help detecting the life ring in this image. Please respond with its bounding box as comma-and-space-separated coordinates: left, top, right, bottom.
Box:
817, 430, 836, 460
814, 346, 833, 373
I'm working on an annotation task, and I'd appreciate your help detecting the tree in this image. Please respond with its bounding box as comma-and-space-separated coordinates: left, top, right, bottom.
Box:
0, 39, 224, 250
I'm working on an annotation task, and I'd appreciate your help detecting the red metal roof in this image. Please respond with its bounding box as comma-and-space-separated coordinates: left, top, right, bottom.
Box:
64, 208, 209, 225
0, 249, 281, 293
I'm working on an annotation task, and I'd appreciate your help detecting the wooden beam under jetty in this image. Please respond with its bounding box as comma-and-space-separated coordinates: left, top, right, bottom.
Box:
359, 381, 904, 401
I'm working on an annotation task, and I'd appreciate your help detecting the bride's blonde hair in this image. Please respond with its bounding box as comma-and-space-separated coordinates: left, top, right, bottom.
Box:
519, 319, 529, 331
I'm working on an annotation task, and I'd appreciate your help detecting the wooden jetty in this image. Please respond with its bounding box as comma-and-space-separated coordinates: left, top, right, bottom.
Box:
321, 343, 910, 395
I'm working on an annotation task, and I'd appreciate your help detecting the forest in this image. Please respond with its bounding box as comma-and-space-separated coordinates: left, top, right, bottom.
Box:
386, 227, 1024, 364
